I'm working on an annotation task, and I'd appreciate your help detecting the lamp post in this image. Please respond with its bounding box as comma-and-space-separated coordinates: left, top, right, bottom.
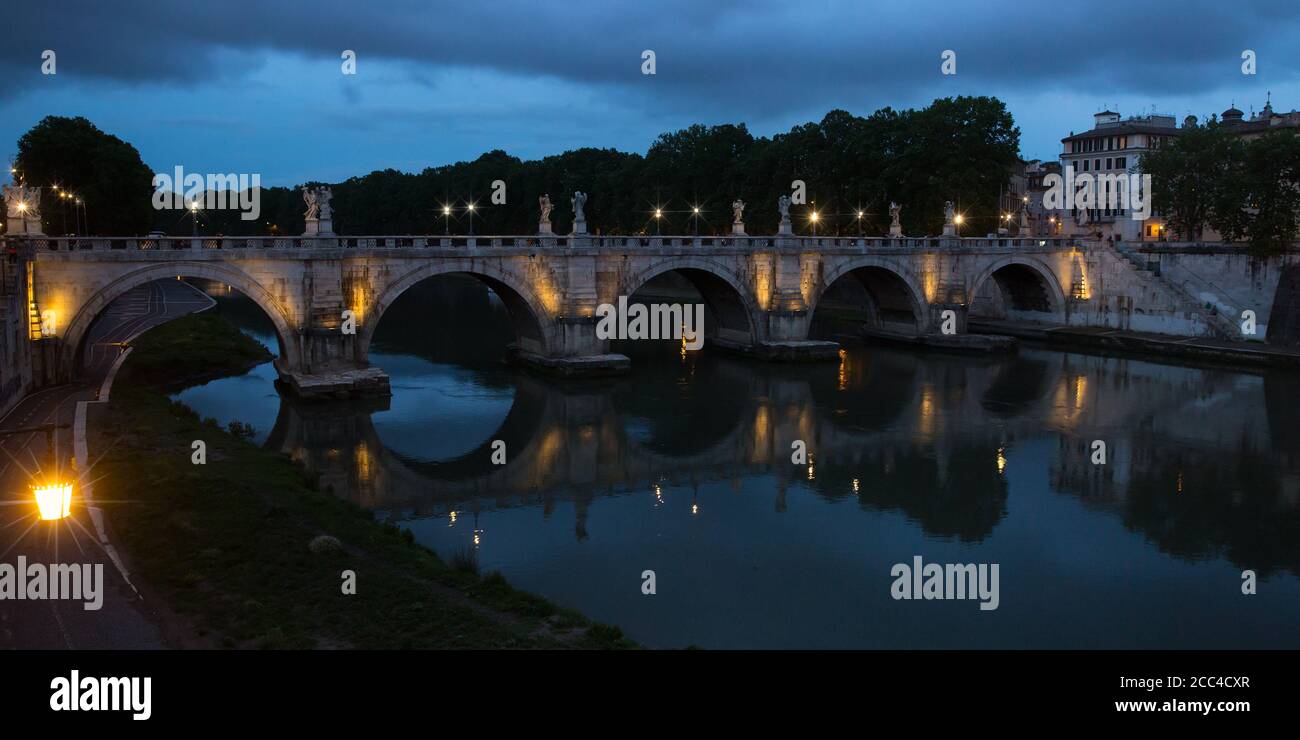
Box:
190, 201, 200, 236
809, 209, 820, 237
466, 201, 476, 237
654, 208, 662, 236
0, 423, 74, 521
691, 206, 700, 237
856, 210, 864, 238
442, 205, 451, 236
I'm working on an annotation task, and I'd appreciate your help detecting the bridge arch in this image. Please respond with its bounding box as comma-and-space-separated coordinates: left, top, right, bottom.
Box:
968, 256, 1067, 322
358, 261, 556, 361
60, 261, 300, 378
811, 258, 930, 334
620, 257, 764, 349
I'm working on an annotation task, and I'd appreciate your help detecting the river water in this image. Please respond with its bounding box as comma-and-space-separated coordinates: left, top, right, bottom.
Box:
172, 277, 1300, 649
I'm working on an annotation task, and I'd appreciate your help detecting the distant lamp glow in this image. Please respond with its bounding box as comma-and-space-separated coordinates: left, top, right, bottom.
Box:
954, 214, 964, 225
692, 206, 700, 214
856, 210, 864, 219
809, 211, 820, 222
34, 481, 73, 521
442, 205, 451, 215
466, 202, 476, 212
654, 208, 662, 218
16, 202, 27, 213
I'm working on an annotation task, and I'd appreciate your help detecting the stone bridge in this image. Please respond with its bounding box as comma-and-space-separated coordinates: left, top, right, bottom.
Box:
12, 233, 1094, 396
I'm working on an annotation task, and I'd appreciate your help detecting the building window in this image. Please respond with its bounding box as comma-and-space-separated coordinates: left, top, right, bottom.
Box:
1116, 156, 1127, 169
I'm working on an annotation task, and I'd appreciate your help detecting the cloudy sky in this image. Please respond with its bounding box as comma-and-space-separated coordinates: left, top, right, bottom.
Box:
2, 0, 1297, 186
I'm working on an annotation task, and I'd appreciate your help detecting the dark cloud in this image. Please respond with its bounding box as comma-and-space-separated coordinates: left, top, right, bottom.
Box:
4, 0, 1298, 115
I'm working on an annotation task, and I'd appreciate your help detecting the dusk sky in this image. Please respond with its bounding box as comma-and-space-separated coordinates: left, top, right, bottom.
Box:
3, 0, 1297, 187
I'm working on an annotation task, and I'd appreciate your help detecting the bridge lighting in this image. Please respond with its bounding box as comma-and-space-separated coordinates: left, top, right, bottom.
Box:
442, 205, 451, 215
39, 309, 57, 337
954, 214, 964, 225
33, 480, 74, 521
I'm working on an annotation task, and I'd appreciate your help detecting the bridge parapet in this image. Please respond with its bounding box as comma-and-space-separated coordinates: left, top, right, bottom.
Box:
4, 234, 1081, 254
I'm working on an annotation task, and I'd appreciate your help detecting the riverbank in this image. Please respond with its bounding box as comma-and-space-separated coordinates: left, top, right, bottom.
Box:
968, 319, 1300, 370
93, 312, 634, 649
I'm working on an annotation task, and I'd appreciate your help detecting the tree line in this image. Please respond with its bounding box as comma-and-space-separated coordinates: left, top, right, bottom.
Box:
6, 97, 1021, 238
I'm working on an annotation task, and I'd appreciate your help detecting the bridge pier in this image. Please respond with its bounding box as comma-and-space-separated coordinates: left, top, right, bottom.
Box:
276, 328, 391, 400
507, 315, 631, 378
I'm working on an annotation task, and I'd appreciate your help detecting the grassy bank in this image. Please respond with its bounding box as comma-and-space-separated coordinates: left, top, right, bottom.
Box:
96, 312, 633, 649
121, 310, 274, 391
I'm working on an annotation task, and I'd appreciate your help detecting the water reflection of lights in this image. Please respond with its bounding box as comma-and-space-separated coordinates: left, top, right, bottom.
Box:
837, 349, 849, 391
852, 478, 860, 494
654, 484, 664, 506
691, 502, 699, 516
996, 447, 1007, 474
473, 529, 482, 547
448, 510, 458, 525
807, 454, 816, 481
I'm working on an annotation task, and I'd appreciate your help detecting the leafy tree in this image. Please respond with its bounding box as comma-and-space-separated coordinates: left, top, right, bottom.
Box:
1239, 131, 1300, 254
1143, 122, 1240, 241
15, 116, 155, 235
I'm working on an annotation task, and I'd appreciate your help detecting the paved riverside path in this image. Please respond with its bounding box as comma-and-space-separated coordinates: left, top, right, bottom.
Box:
0, 278, 213, 649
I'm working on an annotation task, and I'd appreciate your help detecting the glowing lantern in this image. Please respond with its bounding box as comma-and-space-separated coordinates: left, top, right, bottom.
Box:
34, 481, 73, 520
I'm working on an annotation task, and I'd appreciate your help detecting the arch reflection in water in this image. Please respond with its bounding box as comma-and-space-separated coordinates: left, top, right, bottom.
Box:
181, 279, 1300, 649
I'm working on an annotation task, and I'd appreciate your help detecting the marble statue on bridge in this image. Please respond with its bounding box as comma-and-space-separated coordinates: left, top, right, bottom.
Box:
889, 201, 903, 237
539, 194, 553, 235
303, 185, 335, 236
943, 200, 956, 236
731, 198, 746, 236
571, 191, 588, 235
303, 186, 319, 220
777, 194, 792, 236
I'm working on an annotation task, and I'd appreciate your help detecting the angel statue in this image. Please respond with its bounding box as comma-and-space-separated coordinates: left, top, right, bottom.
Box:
317, 187, 333, 220
303, 187, 320, 220
571, 191, 587, 223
